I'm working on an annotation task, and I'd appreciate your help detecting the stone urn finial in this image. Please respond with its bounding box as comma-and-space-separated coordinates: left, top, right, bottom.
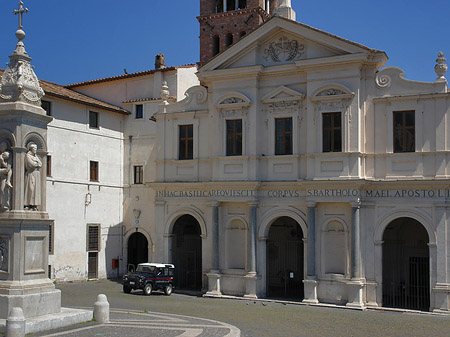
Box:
160, 81, 170, 106
435, 51, 448, 82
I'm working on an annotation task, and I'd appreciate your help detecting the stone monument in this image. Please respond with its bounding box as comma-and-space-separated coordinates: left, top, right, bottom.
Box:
0, 2, 92, 334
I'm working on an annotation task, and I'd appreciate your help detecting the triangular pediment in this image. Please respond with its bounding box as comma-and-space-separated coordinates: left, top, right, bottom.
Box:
262, 86, 305, 103
200, 16, 386, 73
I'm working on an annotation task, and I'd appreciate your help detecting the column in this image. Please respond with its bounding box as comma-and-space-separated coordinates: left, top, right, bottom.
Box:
347, 202, 365, 308
223, 0, 227, 12
244, 202, 259, 298
307, 205, 316, 277
303, 203, 319, 304
212, 203, 219, 272
351, 204, 361, 279
247, 203, 257, 275
205, 202, 221, 296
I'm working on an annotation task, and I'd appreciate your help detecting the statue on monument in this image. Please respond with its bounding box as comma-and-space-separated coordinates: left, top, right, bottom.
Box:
24, 142, 41, 211
0, 141, 13, 211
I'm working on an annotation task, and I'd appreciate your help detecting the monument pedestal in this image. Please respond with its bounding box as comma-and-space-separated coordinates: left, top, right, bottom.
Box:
0, 210, 92, 334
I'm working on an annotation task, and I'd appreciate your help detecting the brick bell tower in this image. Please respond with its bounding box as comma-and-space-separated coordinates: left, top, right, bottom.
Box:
198, 0, 279, 65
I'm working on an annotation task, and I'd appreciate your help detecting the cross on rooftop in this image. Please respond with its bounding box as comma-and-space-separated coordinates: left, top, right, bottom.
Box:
13, 1, 28, 30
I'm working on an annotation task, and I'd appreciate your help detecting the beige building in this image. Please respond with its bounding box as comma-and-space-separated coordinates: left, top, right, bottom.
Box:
2, 0, 448, 314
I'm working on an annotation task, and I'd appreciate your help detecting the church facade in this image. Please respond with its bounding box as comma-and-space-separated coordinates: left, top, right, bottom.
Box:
2, 0, 449, 313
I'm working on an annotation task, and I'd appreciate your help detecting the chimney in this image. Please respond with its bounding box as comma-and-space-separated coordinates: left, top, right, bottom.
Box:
155, 54, 166, 70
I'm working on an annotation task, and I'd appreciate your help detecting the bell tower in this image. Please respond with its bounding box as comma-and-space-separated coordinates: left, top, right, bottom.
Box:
198, 0, 279, 65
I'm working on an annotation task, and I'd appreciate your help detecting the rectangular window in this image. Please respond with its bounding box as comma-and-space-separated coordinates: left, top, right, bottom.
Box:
47, 155, 52, 177
89, 111, 99, 129
90, 161, 99, 181
87, 224, 100, 252
135, 104, 143, 119
42, 100, 52, 116
133, 165, 143, 184
49, 224, 54, 255
226, 119, 242, 156
322, 112, 342, 152
179, 124, 193, 160
275, 117, 293, 155
393, 110, 415, 153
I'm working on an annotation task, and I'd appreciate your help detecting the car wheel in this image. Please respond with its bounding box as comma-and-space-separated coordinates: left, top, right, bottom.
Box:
143, 283, 152, 296
123, 285, 132, 294
164, 284, 173, 296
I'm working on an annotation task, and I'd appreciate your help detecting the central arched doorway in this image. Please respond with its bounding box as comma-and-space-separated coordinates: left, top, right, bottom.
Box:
267, 216, 304, 299
172, 215, 202, 290
127, 232, 148, 271
382, 217, 430, 311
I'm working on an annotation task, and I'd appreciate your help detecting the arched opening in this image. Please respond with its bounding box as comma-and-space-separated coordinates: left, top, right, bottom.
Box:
172, 215, 202, 290
215, 0, 223, 13
127, 232, 148, 271
267, 216, 304, 299
226, 33, 233, 47
238, 0, 247, 9
225, 219, 246, 269
382, 217, 430, 311
227, 0, 235, 11
322, 220, 346, 275
213, 35, 220, 56
239, 31, 246, 39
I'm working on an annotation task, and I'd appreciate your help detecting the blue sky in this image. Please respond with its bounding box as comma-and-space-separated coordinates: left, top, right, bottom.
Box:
0, 1, 448, 85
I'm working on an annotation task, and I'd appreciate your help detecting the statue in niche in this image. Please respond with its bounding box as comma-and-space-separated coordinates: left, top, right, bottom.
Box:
24, 142, 41, 211
0, 141, 13, 211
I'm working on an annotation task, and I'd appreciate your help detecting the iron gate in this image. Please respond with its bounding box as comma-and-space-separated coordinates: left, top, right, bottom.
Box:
173, 235, 202, 290
267, 239, 304, 299
382, 243, 430, 311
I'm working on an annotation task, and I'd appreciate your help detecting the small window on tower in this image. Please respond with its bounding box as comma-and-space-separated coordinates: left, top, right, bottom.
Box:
227, 0, 235, 11
215, 0, 223, 13
240, 31, 246, 39
226, 33, 233, 47
238, 0, 247, 9
213, 35, 220, 56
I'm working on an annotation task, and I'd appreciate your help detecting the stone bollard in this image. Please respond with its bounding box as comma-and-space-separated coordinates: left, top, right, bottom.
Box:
94, 294, 110, 323
6, 307, 26, 337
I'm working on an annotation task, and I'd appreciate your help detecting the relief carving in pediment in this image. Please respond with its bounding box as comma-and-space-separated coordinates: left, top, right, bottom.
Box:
263, 36, 305, 63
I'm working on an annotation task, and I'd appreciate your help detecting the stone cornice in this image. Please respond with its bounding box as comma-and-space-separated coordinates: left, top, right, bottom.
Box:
373, 92, 450, 103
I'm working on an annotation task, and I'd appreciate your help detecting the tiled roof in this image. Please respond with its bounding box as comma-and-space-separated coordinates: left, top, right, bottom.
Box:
122, 97, 176, 104
0, 69, 129, 115
65, 64, 197, 88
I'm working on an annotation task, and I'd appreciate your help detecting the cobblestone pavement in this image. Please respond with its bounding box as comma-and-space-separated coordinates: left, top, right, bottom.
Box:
32, 279, 450, 337
30, 309, 240, 337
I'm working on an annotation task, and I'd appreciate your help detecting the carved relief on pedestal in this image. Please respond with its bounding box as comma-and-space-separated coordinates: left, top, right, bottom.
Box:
0, 236, 9, 273
0, 141, 13, 212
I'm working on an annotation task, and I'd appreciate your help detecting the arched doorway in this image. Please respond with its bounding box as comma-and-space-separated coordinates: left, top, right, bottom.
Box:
267, 216, 304, 299
172, 215, 202, 290
382, 217, 430, 311
127, 232, 148, 271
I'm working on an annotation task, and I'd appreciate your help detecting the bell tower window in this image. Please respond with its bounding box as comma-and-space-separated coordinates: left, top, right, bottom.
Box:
213, 35, 220, 56
226, 33, 233, 47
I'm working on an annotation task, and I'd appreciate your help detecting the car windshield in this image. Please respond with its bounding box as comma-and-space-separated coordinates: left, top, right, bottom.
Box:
136, 265, 156, 273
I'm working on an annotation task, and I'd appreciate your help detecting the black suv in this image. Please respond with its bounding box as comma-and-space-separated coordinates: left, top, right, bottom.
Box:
122, 263, 174, 296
